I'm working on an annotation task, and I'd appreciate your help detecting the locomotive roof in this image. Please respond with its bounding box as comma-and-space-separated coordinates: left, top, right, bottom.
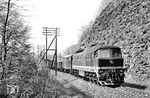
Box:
73, 45, 120, 55
84, 45, 120, 54
97, 45, 120, 49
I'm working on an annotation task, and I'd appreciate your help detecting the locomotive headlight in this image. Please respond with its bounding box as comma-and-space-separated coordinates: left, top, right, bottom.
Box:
112, 70, 115, 72
99, 69, 104, 74
109, 59, 114, 64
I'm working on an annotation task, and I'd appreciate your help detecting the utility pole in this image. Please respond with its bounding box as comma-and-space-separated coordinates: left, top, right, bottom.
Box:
42, 27, 60, 76
46, 28, 48, 65
42, 27, 51, 65
37, 45, 40, 59
55, 28, 58, 75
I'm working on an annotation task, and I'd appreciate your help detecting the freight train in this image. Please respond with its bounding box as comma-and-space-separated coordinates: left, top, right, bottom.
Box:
50, 44, 125, 86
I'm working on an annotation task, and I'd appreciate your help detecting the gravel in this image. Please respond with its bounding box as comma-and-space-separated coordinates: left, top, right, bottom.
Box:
50, 70, 150, 98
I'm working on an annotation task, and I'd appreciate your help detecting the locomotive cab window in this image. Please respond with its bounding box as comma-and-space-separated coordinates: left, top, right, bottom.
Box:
111, 48, 121, 58
98, 49, 110, 58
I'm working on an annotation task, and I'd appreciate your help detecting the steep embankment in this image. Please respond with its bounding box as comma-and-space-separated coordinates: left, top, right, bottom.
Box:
81, 0, 150, 83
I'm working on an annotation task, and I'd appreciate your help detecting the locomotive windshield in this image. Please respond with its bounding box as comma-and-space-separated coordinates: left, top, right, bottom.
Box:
98, 47, 123, 67
111, 48, 121, 58
99, 49, 110, 58
98, 48, 121, 58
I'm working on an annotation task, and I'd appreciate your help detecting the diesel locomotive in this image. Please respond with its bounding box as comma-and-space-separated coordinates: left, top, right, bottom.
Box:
51, 44, 125, 86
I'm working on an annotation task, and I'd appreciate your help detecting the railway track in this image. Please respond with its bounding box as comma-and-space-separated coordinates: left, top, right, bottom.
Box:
77, 73, 150, 98
107, 87, 148, 98
92, 81, 150, 98
113, 86, 150, 98
52, 70, 150, 98
92, 80, 150, 98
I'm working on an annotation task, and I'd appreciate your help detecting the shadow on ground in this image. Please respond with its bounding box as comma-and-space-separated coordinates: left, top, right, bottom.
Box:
62, 78, 78, 85
67, 85, 92, 98
106, 85, 121, 88
61, 79, 92, 98
121, 82, 147, 90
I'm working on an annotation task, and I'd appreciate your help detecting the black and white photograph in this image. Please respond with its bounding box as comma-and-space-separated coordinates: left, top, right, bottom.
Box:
0, 0, 150, 98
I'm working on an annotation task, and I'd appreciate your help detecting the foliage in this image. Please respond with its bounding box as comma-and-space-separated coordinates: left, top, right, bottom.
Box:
0, 0, 37, 96
63, 44, 80, 55
18, 68, 68, 98
0, 0, 36, 75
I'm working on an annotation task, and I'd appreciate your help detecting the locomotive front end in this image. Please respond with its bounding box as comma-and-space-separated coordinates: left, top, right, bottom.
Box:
97, 47, 125, 85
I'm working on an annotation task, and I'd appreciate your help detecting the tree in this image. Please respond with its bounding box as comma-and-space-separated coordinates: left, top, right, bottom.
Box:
0, 0, 37, 95
0, 0, 11, 95
63, 44, 79, 55
78, 21, 94, 46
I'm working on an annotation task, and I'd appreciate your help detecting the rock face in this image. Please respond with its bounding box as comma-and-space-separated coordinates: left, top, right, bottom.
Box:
81, 0, 150, 83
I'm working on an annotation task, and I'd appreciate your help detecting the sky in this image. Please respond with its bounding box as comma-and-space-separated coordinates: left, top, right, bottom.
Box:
17, 0, 103, 53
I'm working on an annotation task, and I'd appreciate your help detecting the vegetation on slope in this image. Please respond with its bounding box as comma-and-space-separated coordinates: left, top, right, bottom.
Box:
79, 0, 150, 83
